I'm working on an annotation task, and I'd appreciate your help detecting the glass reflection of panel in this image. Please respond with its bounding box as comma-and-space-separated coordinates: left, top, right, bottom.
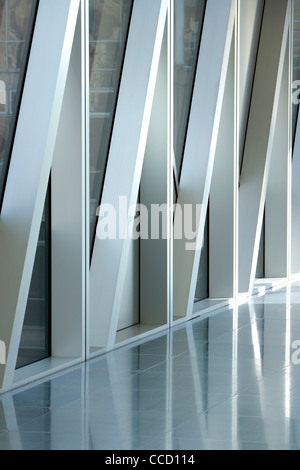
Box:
89, 0, 133, 253
16, 184, 51, 369
174, 0, 206, 181
293, 0, 300, 147
0, 0, 39, 210
194, 211, 208, 302
256, 213, 265, 279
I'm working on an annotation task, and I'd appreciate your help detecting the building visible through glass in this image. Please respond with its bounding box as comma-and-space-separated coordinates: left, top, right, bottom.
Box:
0, 0, 38, 208
0, 0, 49, 369
173, 0, 206, 181
89, 0, 133, 253
17, 185, 51, 369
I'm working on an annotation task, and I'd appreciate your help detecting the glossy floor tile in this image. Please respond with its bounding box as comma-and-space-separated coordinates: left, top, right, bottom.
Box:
1, 282, 300, 450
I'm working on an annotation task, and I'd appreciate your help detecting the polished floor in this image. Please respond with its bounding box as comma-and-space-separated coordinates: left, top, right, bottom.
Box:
1, 281, 300, 450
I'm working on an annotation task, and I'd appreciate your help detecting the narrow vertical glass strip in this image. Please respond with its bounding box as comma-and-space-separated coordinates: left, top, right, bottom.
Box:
89, 0, 133, 254
256, 211, 265, 279
194, 212, 209, 302
239, 0, 265, 174
0, 0, 39, 212
16, 182, 51, 369
173, 0, 206, 182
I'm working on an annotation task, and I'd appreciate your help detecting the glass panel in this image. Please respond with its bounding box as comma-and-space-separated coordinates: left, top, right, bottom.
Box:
16, 184, 51, 369
293, 0, 300, 146
239, 0, 265, 172
194, 214, 209, 302
89, 0, 133, 253
173, 0, 206, 180
173, 1, 207, 301
256, 213, 265, 279
0, 0, 38, 210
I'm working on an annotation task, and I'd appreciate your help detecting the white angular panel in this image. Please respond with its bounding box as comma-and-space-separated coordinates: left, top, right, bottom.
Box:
238, 0, 290, 294
89, 0, 169, 352
173, 0, 235, 320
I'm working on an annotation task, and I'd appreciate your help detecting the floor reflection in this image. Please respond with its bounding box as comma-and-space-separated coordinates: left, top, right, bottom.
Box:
1, 282, 300, 449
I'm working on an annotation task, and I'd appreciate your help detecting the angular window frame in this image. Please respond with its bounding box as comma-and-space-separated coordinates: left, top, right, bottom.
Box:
173, 0, 207, 185
0, 0, 40, 213
16, 178, 52, 370
89, 0, 134, 258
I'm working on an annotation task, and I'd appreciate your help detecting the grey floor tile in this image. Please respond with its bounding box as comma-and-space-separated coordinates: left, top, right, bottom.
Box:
1, 283, 300, 449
